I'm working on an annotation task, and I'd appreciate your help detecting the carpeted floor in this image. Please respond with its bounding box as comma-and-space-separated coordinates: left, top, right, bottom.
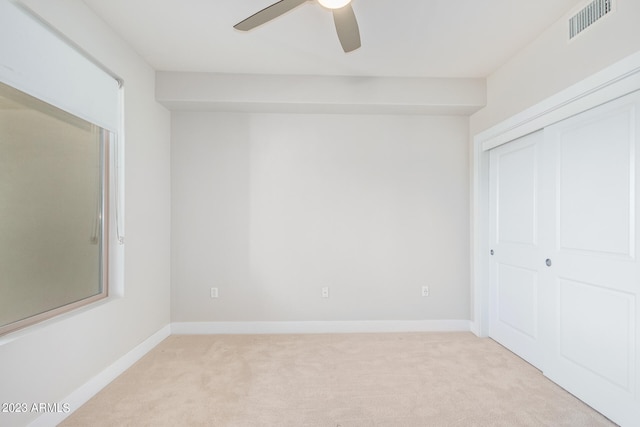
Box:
61, 332, 616, 426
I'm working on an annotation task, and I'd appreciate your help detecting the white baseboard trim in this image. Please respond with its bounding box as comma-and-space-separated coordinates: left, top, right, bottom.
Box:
171, 320, 471, 335
469, 321, 485, 338
29, 324, 171, 427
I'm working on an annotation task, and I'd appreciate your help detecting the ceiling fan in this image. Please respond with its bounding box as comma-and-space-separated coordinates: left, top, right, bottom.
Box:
234, 0, 361, 53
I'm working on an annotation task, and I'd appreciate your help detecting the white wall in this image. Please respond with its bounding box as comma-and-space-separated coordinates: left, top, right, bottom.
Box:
471, 0, 640, 134
0, 1, 171, 425
171, 112, 470, 322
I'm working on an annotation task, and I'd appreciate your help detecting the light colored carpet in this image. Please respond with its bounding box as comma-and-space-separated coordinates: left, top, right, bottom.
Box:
61, 332, 616, 426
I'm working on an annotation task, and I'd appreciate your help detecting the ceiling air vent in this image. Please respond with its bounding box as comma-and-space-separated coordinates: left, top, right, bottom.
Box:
569, 0, 613, 39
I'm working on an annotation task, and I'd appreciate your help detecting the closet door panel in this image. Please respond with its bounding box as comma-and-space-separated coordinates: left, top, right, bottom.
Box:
489, 131, 545, 369
558, 277, 634, 391
556, 107, 634, 258
496, 263, 538, 339
496, 141, 538, 246
544, 91, 640, 426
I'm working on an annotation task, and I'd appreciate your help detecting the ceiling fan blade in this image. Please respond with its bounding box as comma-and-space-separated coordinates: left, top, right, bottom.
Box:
234, 0, 309, 31
332, 4, 361, 52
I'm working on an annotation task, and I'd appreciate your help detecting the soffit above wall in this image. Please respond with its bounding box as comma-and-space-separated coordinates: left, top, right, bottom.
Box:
156, 72, 486, 115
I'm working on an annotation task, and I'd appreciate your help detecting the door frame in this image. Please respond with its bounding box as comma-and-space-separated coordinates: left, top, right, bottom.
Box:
472, 50, 640, 337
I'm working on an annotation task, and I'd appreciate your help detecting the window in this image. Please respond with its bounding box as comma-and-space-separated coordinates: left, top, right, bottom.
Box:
0, 0, 122, 337
0, 81, 110, 335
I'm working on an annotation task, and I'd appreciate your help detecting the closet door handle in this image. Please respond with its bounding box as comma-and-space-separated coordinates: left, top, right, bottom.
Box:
490, 249, 494, 255
545, 258, 552, 267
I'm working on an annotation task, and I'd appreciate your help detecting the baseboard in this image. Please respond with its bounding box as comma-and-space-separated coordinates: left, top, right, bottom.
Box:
29, 324, 171, 427
469, 321, 485, 337
171, 320, 471, 335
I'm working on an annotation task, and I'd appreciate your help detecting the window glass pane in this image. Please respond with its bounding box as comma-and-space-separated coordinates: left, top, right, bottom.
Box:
0, 81, 108, 334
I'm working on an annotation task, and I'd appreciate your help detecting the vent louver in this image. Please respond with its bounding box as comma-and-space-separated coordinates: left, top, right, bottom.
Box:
569, 0, 613, 39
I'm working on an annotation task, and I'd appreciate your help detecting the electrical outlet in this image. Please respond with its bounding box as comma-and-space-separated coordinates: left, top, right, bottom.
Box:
422, 286, 429, 297
210, 287, 219, 298
322, 287, 330, 298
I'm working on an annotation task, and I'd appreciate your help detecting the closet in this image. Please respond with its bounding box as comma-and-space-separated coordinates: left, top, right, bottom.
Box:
489, 90, 640, 426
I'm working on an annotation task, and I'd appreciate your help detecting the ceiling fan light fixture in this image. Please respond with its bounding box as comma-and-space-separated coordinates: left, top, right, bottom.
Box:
317, 0, 351, 10
234, 0, 361, 52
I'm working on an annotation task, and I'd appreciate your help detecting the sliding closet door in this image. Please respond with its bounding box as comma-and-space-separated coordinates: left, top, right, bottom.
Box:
489, 90, 640, 425
543, 91, 640, 426
489, 131, 548, 369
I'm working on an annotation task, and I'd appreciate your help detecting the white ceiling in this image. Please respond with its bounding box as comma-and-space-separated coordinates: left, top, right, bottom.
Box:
82, 0, 581, 78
